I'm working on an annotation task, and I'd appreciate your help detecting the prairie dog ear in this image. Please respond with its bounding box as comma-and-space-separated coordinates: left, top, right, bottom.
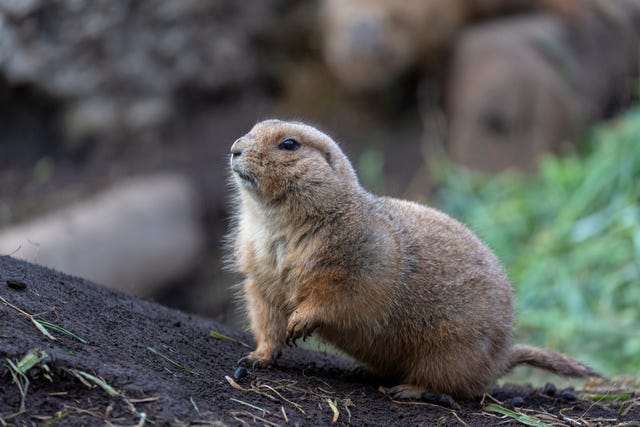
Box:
324, 151, 334, 169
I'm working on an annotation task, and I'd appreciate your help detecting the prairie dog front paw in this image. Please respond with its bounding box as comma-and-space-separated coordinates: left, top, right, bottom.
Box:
286, 310, 318, 346
238, 347, 281, 368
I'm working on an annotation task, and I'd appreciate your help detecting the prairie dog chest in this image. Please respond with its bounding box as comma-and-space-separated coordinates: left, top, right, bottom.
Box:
237, 213, 294, 299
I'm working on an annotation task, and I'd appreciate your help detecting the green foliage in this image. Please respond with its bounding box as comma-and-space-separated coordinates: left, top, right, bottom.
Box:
358, 147, 385, 192
433, 109, 640, 376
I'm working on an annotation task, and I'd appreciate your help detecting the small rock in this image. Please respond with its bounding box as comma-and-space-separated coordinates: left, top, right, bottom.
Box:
232, 367, 247, 381
512, 396, 524, 407
6, 279, 27, 291
559, 390, 577, 401
543, 382, 556, 396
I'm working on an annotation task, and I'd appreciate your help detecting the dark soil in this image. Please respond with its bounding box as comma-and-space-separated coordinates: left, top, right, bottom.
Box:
1, 256, 637, 426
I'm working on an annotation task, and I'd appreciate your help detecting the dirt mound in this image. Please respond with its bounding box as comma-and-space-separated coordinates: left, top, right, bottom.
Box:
0, 256, 637, 426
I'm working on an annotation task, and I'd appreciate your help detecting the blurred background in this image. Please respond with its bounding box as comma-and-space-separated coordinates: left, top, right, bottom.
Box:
1, 0, 639, 380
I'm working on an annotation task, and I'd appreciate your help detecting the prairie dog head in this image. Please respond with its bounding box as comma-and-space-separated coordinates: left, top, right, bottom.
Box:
230, 120, 359, 204
321, 0, 465, 91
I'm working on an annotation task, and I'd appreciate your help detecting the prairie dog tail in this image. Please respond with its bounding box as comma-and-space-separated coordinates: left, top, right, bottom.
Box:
509, 344, 602, 378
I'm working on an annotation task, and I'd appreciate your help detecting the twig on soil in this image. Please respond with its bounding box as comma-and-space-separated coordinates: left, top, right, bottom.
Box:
385, 395, 471, 423
326, 398, 339, 423
62, 404, 106, 420
146, 346, 199, 376
190, 396, 201, 416
67, 370, 149, 426
580, 385, 640, 418
225, 375, 307, 415
436, 411, 471, 427
619, 398, 640, 417
49, 391, 68, 397
131, 412, 147, 427
230, 410, 282, 427
280, 406, 289, 423
63, 404, 114, 424
128, 397, 160, 404
105, 401, 115, 420
230, 398, 273, 416
575, 393, 612, 425
0, 411, 25, 426
68, 370, 119, 397
257, 382, 306, 414
210, 330, 251, 348
557, 410, 587, 427
581, 377, 640, 419
225, 376, 278, 404
449, 411, 471, 427
342, 399, 353, 423
269, 376, 343, 403
380, 386, 476, 425
225, 375, 245, 391
225, 374, 362, 424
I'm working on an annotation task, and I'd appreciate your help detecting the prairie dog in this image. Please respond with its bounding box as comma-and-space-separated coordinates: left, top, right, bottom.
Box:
321, 0, 587, 92
321, 0, 466, 91
228, 120, 600, 399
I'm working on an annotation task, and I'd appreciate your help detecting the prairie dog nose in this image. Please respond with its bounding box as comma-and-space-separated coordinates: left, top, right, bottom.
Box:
230, 137, 248, 158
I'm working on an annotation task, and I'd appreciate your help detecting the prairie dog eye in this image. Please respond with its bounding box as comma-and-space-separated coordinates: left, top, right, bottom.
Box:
278, 138, 301, 151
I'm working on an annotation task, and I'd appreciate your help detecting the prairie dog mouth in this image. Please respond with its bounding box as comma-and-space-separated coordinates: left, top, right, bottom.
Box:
232, 165, 256, 186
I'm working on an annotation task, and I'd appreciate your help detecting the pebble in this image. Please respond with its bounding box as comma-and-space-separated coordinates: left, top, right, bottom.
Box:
6, 279, 27, 291
232, 367, 247, 381
543, 382, 556, 396
559, 389, 577, 401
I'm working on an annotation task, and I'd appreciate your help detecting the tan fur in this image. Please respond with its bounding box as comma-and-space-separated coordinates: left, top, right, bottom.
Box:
228, 119, 601, 399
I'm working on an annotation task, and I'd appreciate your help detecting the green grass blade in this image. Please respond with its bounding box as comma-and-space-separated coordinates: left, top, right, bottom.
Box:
6, 358, 29, 413
146, 346, 198, 376
484, 403, 553, 427
210, 330, 250, 348
31, 318, 56, 341
34, 320, 87, 344
16, 349, 48, 373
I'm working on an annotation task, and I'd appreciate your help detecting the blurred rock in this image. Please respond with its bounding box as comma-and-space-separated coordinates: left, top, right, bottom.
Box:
0, 173, 205, 296
0, 0, 287, 139
447, 4, 639, 171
